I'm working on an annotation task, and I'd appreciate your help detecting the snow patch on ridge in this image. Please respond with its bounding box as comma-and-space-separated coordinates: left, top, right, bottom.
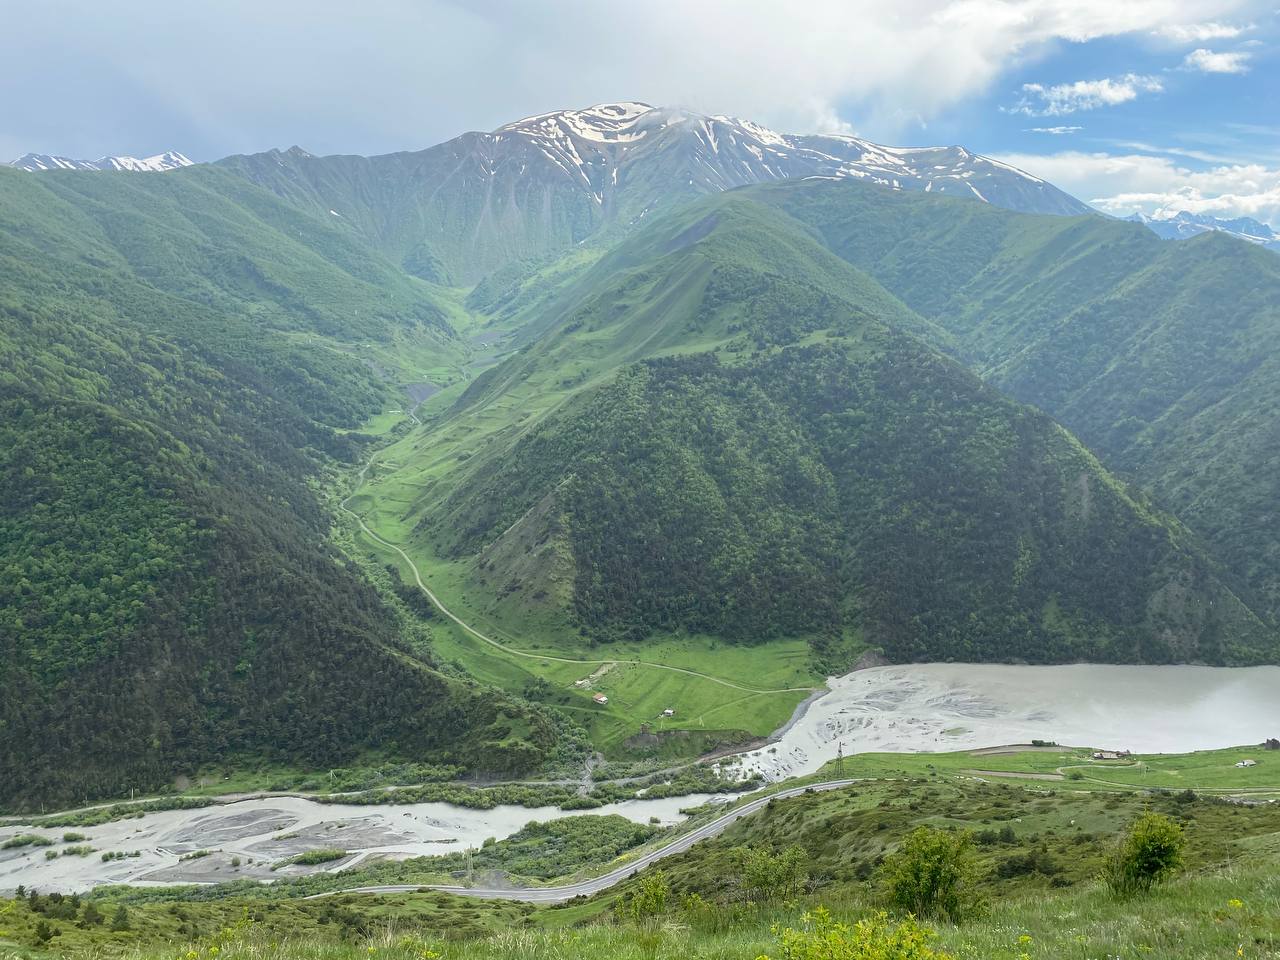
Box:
10, 151, 194, 173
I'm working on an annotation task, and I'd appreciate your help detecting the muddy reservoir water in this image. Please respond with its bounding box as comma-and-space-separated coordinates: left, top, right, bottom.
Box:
731, 663, 1280, 780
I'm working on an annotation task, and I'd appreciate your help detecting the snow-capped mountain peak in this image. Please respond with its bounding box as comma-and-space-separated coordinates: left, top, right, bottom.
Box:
498, 101, 656, 143
476, 102, 1089, 217
8, 151, 194, 173
1128, 210, 1279, 251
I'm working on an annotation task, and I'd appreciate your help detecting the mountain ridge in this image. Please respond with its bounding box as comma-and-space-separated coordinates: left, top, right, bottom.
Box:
740, 178, 1280, 622
384, 187, 1273, 666
1128, 209, 1280, 251
9, 150, 194, 172
213, 101, 1091, 285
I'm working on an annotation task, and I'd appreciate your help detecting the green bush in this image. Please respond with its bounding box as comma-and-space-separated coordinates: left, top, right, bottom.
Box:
879, 827, 985, 922
733, 845, 810, 903
2, 834, 54, 849
764, 907, 951, 960
289, 849, 348, 865
1102, 812, 1185, 898
626, 870, 670, 924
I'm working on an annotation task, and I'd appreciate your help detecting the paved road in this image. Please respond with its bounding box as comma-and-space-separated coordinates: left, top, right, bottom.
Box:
306, 778, 861, 902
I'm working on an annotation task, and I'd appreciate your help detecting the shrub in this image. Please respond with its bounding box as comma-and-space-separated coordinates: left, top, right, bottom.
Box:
734, 845, 810, 903
1102, 812, 1184, 898
764, 907, 952, 959
290, 848, 348, 865
2, 834, 54, 849
879, 827, 985, 923
627, 870, 670, 923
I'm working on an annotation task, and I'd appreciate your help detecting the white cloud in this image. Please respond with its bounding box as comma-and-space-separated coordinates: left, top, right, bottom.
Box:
1156, 21, 1249, 41
1112, 140, 1241, 162
1182, 47, 1253, 71
992, 149, 1280, 224
0, 0, 1267, 158
1029, 125, 1084, 134
1010, 74, 1164, 116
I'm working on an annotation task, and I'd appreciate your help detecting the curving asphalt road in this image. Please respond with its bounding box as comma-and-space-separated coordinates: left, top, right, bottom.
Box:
306, 778, 861, 902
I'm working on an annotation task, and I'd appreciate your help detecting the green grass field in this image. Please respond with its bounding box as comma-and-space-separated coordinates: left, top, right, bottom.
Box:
813, 745, 1280, 797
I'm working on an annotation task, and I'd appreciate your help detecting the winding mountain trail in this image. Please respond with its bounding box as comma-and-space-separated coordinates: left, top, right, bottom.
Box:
306, 778, 862, 902
339, 447, 821, 697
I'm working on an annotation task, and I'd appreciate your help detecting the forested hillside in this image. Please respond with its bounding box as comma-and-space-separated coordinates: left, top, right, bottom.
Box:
746, 180, 1280, 624
403, 197, 1273, 665
0, 168, 556, 808
5, 153, 1278, 808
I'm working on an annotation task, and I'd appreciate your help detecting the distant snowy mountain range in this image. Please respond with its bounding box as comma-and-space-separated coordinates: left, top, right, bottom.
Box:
479, 102, 1093, 216
10, 106, 1276, 262
1127, 210, 1280, 251
215, 102, 1093, 283
8, 150, 193, 172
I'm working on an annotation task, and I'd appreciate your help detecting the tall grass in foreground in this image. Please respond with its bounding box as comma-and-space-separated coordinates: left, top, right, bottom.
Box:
113, 864, 1278, 960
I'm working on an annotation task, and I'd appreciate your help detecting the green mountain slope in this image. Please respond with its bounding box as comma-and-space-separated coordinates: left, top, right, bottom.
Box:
745, 179, 1280, 623
0, 167, 555, 809
385, 194, 1272, 666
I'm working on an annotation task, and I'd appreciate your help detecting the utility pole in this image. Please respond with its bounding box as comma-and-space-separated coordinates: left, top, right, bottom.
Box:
837, 741, 845, 776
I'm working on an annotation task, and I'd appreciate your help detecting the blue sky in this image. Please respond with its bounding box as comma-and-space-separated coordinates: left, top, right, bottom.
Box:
935, 17, 1280, 222
3, 0, 1277, 223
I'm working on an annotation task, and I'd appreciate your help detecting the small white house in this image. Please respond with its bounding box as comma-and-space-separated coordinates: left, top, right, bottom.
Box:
662, 708, 675, 717
1236, 759, 1257, 768
592, 692, 609, 705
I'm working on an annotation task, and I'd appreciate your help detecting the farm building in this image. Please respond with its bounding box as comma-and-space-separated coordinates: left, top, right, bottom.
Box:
592, 692, 609, 705
1092, 750, 1131, 760
662, 708, 675, 717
